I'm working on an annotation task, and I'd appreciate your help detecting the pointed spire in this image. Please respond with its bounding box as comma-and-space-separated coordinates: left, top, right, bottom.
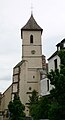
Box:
21, 15, 43, 32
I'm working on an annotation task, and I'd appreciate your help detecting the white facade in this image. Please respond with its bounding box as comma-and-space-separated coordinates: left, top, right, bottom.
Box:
40, 54, 60, 97
41, 78, 50, 96
48, 55, 60, 72
46, 39, 65, 96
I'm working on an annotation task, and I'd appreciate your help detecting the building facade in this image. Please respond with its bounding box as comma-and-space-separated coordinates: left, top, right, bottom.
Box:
12, 14, 46, 116
0, 85, 12, 120
0, 14, 48, 118
41, 39, 65, 96
48, 38, 65, 72
1, 14, 65, 118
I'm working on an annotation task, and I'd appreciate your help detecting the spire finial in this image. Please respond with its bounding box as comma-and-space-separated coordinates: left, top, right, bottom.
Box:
31, 1, 33, 16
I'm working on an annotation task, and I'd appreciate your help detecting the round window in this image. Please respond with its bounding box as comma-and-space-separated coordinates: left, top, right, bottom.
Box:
31, 50, 36, 54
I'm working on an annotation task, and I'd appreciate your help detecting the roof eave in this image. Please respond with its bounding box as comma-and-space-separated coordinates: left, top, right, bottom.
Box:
48, 51, 57, 61
21, 29, 43, 39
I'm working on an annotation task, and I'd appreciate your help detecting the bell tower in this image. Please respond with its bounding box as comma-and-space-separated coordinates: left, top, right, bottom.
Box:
21, 14, 43, 69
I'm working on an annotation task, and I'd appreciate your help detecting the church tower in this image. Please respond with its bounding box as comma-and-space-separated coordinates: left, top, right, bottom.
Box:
21, 14, 43, 69
12, 14, 44, 116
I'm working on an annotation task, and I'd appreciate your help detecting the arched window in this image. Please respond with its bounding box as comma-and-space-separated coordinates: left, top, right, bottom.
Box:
30, 35, 33, 43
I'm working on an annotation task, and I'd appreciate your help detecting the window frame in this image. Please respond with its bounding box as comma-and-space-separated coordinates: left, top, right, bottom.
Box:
54, 59, 57, 70
30, 35, 33, 44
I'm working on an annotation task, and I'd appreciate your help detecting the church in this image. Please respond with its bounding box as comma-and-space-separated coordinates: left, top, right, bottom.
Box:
0, 12, 64, 120
0, 13, 47, 118
12, 14, 47, 115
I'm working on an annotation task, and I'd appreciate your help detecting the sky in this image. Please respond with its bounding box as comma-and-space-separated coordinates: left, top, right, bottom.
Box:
0, 0, 65, 93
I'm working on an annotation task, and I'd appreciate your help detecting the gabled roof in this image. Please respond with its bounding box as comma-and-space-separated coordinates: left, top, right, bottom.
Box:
48, 51, 57, 61
48, 38, 65, 61
21, 14, 43, 38
56, 38, 65, 47
14, 60, 25, 68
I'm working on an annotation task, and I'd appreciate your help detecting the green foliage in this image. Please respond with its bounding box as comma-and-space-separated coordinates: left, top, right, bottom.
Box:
47, 50, 65, 120
58, 50, 65, 66
37, 96, 50, 119
48, 103, 61, 120
8, 94, 25, 120
29, 90, 50, 120
29, 90, 38, 105
29, 90, 38, 119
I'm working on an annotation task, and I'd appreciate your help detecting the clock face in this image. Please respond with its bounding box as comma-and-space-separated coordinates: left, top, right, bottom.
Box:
31, 50, 36, 54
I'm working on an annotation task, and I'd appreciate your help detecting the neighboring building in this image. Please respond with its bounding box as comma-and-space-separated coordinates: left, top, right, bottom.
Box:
48, 38, 65, 72
41, 38, 65, 96
44, 38, 65, 96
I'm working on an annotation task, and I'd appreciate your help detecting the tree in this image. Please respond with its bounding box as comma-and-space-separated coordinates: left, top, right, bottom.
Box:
47, 50, 65, 120
29, 90, 38, 105
8, 94, 25, 120
29, 90, 38, 119
29, 90, 50, 120
35, 96, 50, 119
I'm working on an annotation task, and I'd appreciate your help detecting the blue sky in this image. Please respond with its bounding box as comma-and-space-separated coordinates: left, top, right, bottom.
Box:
0, 0, 65, 93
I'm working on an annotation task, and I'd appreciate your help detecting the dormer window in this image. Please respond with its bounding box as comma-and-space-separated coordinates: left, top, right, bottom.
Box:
30, 35, 33, 43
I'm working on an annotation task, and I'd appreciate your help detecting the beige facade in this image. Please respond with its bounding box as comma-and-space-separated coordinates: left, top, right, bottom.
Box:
0, 14, 47, 117
0, 85, 12, 119
1, 85, 12, 111
22, 31, 42, 69
12, 14, 45, 116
